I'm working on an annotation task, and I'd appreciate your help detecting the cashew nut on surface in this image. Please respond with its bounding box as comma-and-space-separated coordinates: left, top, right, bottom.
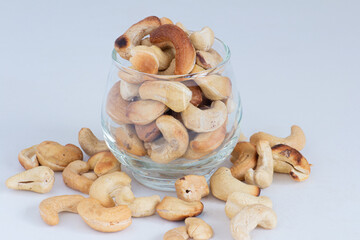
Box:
210, 167, 260, 201
78, 128, 109, 156
230, 204, 277, 240
39, 195, 85, 226
185, 217, 213, 240
6, 166, 54, 193
175, 175, 209, 202
18, 144, 39, 170
128, 195, 161, 217
88, 151, 121, 176
62, 160, 94, 194
163, 226, 189, 240
230, 142, 258, 180
190, 27, 215, 51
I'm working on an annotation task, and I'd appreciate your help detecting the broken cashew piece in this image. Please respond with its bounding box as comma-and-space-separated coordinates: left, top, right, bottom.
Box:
126, 99, 168, 125
196, 49, 223, 69
185, 217, 213, 240
230, 142, 258, 180
106, 81, 132, 124
175, 175, 209, 202
156, 196, 204, 221
6, 166, 55, 193
115, 16, 161, 60
120, 80, 140, 101
77, 198, 132, 232
245, 141, 274, 189
250, 125, 306, 151
164, 226, 189, 240
150, 24, 195, 75
39, 195, 85, 226
145, 115, 189, 163
195, 74, 232, 101
190, 27, 215, 51
230, 204, 277, 240
62, 160, 94, 194
18, 144, 39, 170
210, 167, 260, 201
272, 144, 311, 181
181, 101, 227, 133
128, 195, 161, 217
78, 128, 108, 156
88, 151, 121, 176
225, 192, 273, 219
114, 124, 147, 156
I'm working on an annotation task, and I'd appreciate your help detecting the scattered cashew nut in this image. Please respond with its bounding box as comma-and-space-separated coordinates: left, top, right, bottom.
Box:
78, 128, 108, 156
62, 160, 94, 194
185, 217, 213, 240
230, 142, 258, 180
18, 144, 39, 170
163, 226, 189, 240
128, 195, 161, 217
175, 175, 209, 202
190, 27, 215, 51
88, 151, 121, 176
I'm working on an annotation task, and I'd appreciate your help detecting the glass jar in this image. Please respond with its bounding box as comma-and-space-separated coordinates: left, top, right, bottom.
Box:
101, 37, 242, 191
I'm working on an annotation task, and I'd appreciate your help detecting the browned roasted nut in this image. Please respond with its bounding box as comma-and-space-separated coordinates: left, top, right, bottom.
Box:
62, 160, 94, 194
175, 175, 209, 202
18, 145, 39, 170
135, 121, 161, 142
106, 81, 132, 124
88, 151, 121, 176
156, 196, 203, 221
230, 142, 258, 180
188, 86, 203, 107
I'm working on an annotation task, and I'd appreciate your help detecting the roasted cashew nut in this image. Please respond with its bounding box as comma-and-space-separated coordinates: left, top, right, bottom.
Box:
128, 195, 161, 217
185, 217, 213, 240
175, 22, 191, 36
190, 64, 205, 74
190, 27, 215, 51
77, 198, 132, 232
134, 121, 161, 142
158, 58, 176, 75
210, 167, 260, 201
39, 195, 85, 226
250, 125, 306, 151
145, 115, 189, 164
160, 17, 173, 25
245, 141, 274, 189
106, 81, 132, 124
18, 144, 39, 170
81, 171, 98, 181
189, 123, 226, 153
164, 226, 189, 240
150, 24, 196, 75
181, 101, 227, 133
126, 99, 168, 125
230, 204, 277, 240
196, 49, 223, 69
6, 166, 54, 193
230, 142, 258, 180
187, 85, 203, 107
115, 16, 161, 60
156, 196, 204, 221
62, 160, 94, 194
120, 80, 140, 101
87, 151, 121, 176
78, 128, 108, 156
175, 175, 209, 202
225, 192, 273, 219
272, 144, 311, 181
195, 74, 232, 101
114, 124, 147, 157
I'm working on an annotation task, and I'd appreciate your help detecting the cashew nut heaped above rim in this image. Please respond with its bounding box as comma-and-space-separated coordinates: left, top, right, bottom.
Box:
190, 26, 215, 51
130, 45, 174, 72
115, 16, 161, 60
62, 160, 94, 194
18, 144, 39, 170
150, 24, 196, 75
194, 74, 232, 101
126, 99, 168, 125
145, 115, 189, 164
78, 128, 109, 156
196, 49, 223, 70
181, 101, 228, 133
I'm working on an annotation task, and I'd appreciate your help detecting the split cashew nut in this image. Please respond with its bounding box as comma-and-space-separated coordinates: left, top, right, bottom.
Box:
18, 144, 39, 170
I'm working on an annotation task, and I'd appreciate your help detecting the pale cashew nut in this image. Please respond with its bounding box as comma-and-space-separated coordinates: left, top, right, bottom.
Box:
190, 27, 215, 51
230, 204, 277, 240
224, 94, 236, 114
128, 195, 161, 217
245, 141, 274, 189
195, 74, 232, 101
115, 16, 161, 60
112, 185, 135, 205
36, 141, 83, 171
156, 196, 204, 221
160, 17, 173, 25
62, 160, 94, 194
77, 198, 132, 232
175, 22, 190, 35
196, 49, 223, 69
134, 121, 161, 142
120, 80, 140, 101
210, 167, 260, 201
225, 192, 273, 219
189, 123, 226, 153
181, 101, 227, 133
272, 144, 311, 181
78, 128, 108, 156
130, 45, 174, 72
114, 124, 147, 156
126, 99, 168, 125
6, 166, 54, 193
164, 226, 189, 240
39, 195, 85, 226
230, 142, 258, 180
145, 115, 189, 164
88, 151, 121, 176
18, 144, 39, 170
89, 171, 133, 207
139, 80, 192, 112
185, 217, 213, 240
175, 175, 209, 202
250, 125, 306, 151
150, 24, 196, 75
106, 81, 132, 124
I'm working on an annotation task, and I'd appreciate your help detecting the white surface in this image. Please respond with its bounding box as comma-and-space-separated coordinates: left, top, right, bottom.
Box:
0, 0, 359, 239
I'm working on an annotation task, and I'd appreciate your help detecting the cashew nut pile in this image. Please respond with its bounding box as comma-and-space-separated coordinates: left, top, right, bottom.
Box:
110, 16, 233, 163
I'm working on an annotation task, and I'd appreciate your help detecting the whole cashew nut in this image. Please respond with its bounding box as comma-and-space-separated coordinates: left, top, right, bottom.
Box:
87, 151, 121, 176
6, 166, 54, 193
245, 141, 274, 189
195, 74, 232, 101
196, 49, 223, 70
230, 142, 258, 180
18, 144, 39, 170
156, 196, 204, 221
190, 27, 215, 51
130, 45, 174, 72
39, 195, 85, 226
126, 100, 168, 125
62, 160, 94, 194
78, 128, 109, 156
163, 226, 189, 240
250, 125, 306, 151
106, 81, 132, 124
189, 123, 226, 153
115, 16, 161, 60
128, 195, 161, 217
225, 192, 273, 219
185, 217, 213, 240
175, 175, 209, 202
230, 204, 277, 240
134, 121, 161, 142
210, 167, 260, 201
77, 198, 132, 232
114, 124, 147, 157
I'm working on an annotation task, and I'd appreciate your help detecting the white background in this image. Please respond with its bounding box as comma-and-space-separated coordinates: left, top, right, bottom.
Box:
1, 0, 359, 239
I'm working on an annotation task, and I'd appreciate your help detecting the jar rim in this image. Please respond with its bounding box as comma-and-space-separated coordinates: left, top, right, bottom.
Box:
111, 36, 231, 79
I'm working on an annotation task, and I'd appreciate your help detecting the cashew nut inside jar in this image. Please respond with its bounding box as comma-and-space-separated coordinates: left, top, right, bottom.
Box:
101, 16, 242, 190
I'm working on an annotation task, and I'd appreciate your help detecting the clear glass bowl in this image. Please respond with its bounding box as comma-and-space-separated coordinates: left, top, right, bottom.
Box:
101, 38, 242, 191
